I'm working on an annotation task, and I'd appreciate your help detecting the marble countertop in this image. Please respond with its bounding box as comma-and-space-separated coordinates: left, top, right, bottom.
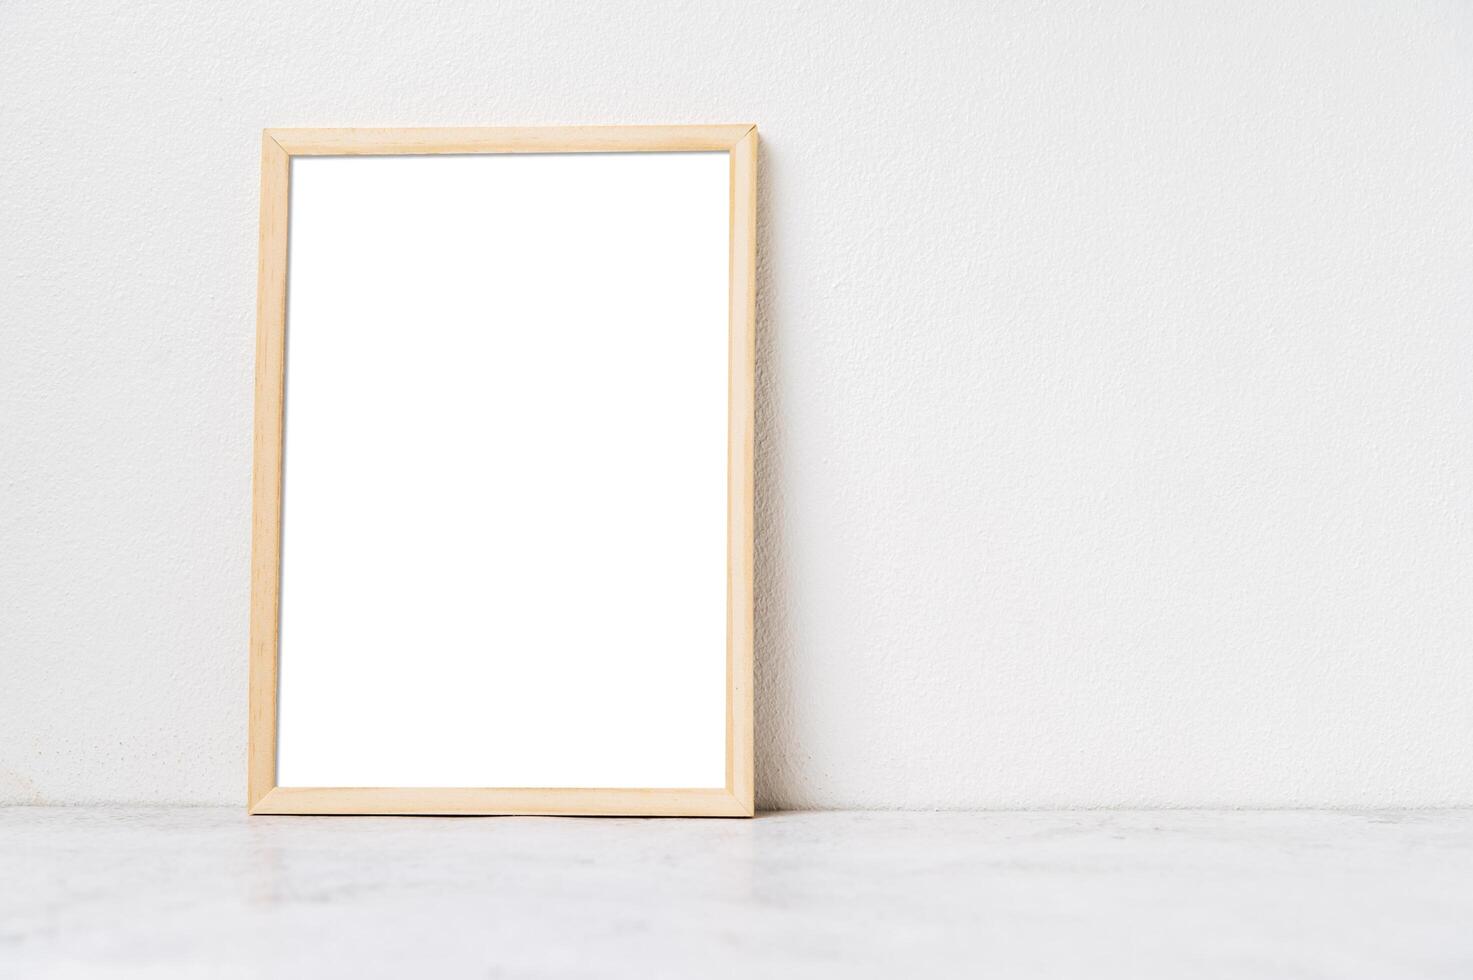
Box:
2, 807, 1470, 977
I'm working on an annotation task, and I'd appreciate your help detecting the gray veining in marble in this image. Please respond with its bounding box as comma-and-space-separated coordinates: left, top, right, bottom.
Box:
2, 808, 1471, 978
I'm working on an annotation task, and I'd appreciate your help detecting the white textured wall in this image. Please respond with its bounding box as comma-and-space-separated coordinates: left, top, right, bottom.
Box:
3, 1, 1471, 808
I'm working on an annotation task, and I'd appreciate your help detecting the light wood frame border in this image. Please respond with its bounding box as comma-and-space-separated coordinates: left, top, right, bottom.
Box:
249, 125, 757, 816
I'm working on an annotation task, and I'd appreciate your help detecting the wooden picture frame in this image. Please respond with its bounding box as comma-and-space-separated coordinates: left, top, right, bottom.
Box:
248, 126, 756, 816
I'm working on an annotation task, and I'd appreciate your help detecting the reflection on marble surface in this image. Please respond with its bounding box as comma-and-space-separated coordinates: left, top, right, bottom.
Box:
1, 808, 1470, 977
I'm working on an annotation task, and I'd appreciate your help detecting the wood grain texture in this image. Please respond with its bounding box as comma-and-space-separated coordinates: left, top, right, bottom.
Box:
248, 133, 290, 810
249, 126, 756, 816
267, 125, 755, 155
251, 787, 751, 817
727, 128, 758, 814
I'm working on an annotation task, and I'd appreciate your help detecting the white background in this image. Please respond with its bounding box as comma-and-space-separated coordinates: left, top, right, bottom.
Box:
1, 1, 1470, 808
276, 154, 729, 788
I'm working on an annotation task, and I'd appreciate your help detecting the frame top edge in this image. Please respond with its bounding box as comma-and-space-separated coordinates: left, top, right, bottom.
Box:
263, 125, 756, 155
